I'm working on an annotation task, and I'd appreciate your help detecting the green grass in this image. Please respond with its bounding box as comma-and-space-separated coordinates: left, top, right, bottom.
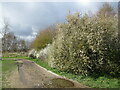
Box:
2, 60, 17, 73
28, 58, 51, 70
2, 59, 17, 88
27, 57, 120, 88
2, 56, 28, 59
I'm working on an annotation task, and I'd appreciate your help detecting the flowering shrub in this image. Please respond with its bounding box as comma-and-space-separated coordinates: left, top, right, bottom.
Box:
49, 4, 120, 76
37, 44, 52, 61
28, 49, 36, 58
28, 44, 52, 61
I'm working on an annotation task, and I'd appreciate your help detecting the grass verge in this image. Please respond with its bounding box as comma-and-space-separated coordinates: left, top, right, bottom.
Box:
2, 56, 28, 59
2, 60, 17, 72
2, 59, 17, 88
27, 57, 120, 88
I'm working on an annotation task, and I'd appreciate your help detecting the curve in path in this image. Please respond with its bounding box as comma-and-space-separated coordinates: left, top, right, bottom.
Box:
8, 59, 89, 88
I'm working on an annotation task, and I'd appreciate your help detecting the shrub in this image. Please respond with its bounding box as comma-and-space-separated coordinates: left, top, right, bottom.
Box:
49, 3, 120, 76
28, 49, 36, 58
28, 44, 53, 61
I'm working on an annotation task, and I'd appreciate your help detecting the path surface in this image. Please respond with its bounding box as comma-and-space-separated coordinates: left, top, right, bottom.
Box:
7, 59, 89, 88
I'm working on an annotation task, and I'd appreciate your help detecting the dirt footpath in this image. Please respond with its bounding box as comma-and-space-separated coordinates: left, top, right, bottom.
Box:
8, 59, 89, 88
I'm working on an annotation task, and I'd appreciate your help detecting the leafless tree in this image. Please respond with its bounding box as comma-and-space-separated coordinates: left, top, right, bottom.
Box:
1, 18, 29, 52
0, 17, 10, 37
1, 18, 11, 52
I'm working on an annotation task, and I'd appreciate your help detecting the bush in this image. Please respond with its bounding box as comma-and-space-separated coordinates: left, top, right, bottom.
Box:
28, 44, 52, 61
49, 3, 120, 76
28, 49, 36, 58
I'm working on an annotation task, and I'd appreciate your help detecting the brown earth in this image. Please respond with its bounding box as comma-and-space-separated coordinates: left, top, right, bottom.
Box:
6, 59, 89, 88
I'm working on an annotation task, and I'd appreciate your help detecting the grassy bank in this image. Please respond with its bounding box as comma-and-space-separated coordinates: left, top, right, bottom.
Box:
27, 57, 120, 88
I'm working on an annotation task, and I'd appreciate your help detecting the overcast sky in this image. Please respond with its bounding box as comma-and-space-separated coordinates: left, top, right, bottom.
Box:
0, 2, 117, 41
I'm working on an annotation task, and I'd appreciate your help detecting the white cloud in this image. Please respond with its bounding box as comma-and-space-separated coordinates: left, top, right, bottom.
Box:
32, 26, 38, 36
18, 35, 35, 41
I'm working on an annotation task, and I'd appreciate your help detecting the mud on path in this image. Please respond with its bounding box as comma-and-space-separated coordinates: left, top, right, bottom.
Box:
7, 59, 89, 88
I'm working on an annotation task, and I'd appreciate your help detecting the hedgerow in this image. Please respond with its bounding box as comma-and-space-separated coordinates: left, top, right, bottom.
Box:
49, 3, 120, 76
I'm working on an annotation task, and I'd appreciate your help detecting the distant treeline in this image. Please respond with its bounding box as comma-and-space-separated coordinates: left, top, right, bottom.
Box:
1, 19, 29, 52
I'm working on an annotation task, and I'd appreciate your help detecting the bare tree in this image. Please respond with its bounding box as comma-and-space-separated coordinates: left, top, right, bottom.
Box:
1, 18, 29, 52
1, 18, 11, 52
0, 17, 10, 37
